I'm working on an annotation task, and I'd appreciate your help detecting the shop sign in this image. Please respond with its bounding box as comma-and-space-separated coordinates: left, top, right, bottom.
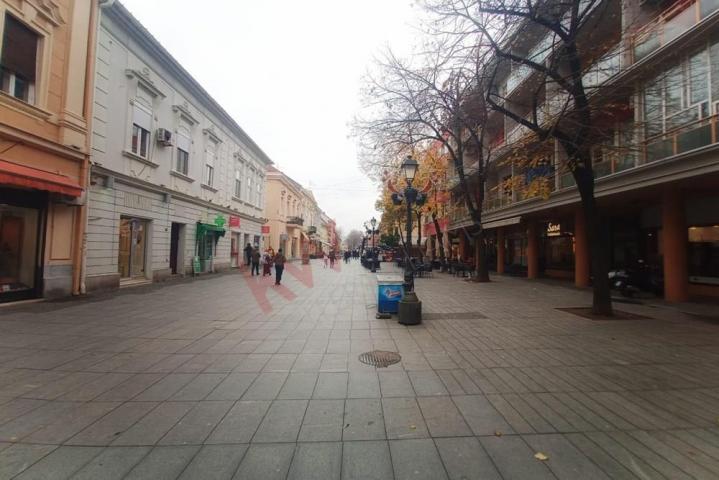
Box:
214, 215, 226, 228
547, 222, 562, 236
261, 225, 270, 234
229, 215, 240, 228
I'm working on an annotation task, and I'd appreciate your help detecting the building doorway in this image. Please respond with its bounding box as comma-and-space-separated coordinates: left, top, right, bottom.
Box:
118, 217, 148, 278
170, 223, 183, 274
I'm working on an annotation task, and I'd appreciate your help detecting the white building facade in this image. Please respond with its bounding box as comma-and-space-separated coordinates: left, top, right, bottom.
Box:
85, 3, 271, 292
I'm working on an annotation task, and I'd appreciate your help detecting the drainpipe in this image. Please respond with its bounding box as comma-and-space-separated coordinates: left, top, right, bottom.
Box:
73, 0, 101, 295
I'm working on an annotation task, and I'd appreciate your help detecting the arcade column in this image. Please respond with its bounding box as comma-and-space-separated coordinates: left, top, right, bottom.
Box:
574, 207, 591, 288
662, 189, 689, 302
527, 221, 539, 279
459, 233, 467, 260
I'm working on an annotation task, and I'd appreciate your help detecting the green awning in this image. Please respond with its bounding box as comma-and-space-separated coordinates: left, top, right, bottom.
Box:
196, 222, 226, 238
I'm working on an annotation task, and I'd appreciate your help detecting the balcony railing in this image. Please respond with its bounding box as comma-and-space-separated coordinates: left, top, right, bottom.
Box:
643, 114, 719, 162
483, 194, 514, 212
632, 0, 719, 64
287, 216, 304, 226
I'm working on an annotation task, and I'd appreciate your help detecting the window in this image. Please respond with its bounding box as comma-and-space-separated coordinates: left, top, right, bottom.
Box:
131, 102, 152, 159
234, 169, 242, 198
0, 15, 38, 103
247, 175, 253, 203
204, 146, 215, 186
644, 47, 714, 136
175, 129, 190, 175
256, 178, 262, 206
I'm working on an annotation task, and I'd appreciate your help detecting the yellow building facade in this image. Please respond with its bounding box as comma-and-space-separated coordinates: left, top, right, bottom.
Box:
0, 0, 97, 302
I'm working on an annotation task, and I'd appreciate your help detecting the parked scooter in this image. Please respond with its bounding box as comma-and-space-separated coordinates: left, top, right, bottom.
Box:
608, 260, 663, 297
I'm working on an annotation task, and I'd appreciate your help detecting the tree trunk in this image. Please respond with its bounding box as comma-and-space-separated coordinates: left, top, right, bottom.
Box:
473, 228, 490, 282
432, 212, 446, 261
575, 166, 613, 316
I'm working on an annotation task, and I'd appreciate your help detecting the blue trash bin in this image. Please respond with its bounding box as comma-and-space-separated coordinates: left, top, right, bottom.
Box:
377, 274, 404, 314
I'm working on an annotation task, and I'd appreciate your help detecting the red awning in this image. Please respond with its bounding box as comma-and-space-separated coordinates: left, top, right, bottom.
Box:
0, 159, 83, 197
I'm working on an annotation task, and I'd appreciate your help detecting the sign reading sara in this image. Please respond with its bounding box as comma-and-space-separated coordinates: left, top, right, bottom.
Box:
547, 222, 561, 236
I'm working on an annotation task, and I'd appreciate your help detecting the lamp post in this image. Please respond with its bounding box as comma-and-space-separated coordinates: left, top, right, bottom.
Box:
370, 217, 378, 272
364, 218, 379, 272
392, 155, 424, 325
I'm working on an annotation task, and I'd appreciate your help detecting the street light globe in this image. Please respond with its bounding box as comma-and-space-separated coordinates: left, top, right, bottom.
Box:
370, 217, 377, 228
401, 155, 419, 182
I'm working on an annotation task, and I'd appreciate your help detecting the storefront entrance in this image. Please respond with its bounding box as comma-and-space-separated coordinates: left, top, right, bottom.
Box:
196, 222, 226, 273
118, 217, 148, 279
0, 188, 44, 302
231, 232, 240, 268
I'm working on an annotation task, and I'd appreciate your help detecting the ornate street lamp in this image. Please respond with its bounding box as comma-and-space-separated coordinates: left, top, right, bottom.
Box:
365, 217, 379, 272
391, 155, 426, 325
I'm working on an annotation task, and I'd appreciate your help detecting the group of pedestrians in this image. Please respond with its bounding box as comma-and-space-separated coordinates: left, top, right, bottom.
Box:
343, 249, 360, 263
244, 243, 286, 285
322, 250, 336, 268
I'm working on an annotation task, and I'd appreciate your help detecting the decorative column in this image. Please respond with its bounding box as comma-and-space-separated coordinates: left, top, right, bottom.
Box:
662, 189, 689, 302
527, 221, 539, 279
574, 207, 591, 288
496, 228, 505, 274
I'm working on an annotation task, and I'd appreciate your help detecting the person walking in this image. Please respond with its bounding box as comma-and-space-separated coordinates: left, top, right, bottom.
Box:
274, 249, 286, 285
251, 247, 261, 276
329, 250, 336, 268
323, 251, 328, 268
262, 250, 272, 276
244, 243, 253, 266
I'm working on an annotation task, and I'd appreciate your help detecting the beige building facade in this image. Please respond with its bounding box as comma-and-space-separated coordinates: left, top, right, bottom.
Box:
263, 166, 304, 259
84, 2, 271, 291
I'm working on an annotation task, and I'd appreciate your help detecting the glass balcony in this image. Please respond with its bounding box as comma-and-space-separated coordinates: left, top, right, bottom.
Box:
632, 0, 719, 63
505, 63, 533, 95
644, 114, 718, 162
582, 46, 621, 89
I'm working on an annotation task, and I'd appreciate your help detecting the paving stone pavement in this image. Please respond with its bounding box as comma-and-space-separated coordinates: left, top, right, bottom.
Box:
1, 260, 719, 479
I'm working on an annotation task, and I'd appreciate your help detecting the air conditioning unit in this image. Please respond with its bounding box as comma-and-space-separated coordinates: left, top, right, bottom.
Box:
156, 128, 172, 146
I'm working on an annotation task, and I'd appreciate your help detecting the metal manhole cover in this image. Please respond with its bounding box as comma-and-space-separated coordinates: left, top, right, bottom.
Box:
358, 350, 401, 368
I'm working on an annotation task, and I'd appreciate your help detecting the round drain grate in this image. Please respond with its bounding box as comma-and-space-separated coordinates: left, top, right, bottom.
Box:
358, 350, 401, 368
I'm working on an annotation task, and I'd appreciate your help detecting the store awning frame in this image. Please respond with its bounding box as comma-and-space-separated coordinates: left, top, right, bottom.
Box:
0, 159, 83, 197
196, 222, 226, 238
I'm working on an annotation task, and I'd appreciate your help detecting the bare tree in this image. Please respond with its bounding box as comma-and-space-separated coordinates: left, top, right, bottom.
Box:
353, 39, 496, 281
423, 0, 628, 314
345, 229, 364, 250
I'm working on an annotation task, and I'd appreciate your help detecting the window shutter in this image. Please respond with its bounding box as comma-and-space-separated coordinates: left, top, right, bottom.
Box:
176, 132, 191, 152
133, 103, 152, 130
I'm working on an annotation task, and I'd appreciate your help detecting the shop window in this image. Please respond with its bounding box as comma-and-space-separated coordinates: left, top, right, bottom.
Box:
175, 128, 190, 175
131, 102, 152, 159
0, 205, 39, 298
0, 15, 38, 104
688, 225, 719, 284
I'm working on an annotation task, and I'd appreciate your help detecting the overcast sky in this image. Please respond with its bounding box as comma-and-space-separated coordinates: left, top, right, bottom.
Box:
119, 0, 420, 234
